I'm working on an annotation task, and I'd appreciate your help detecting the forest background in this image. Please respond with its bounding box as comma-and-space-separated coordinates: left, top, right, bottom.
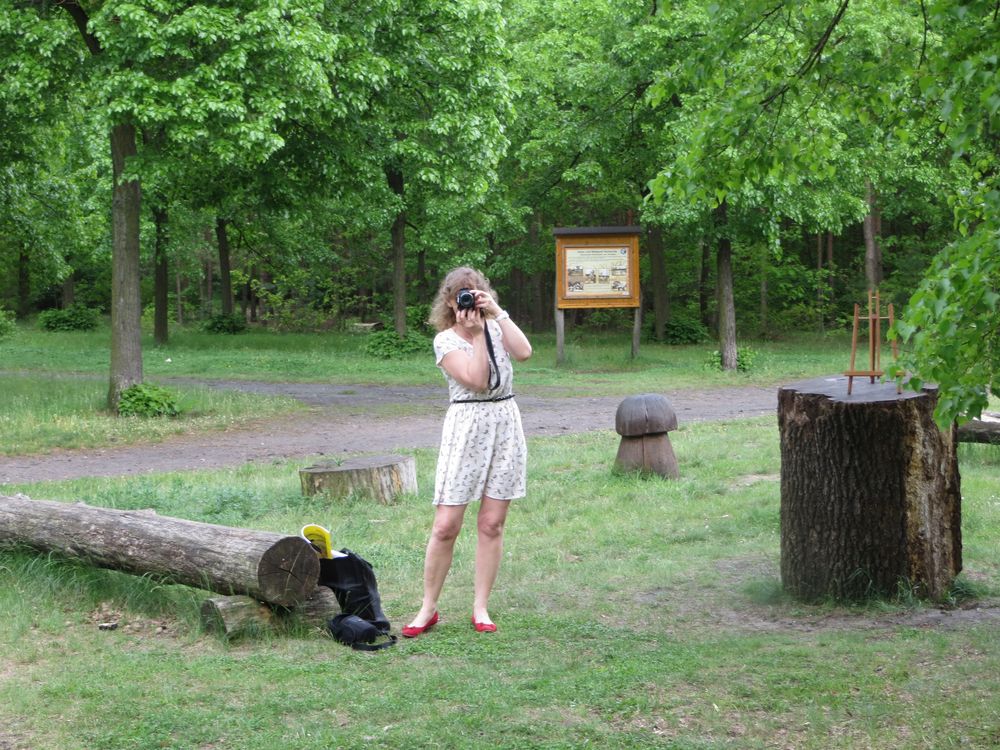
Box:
0, 0, 997, 421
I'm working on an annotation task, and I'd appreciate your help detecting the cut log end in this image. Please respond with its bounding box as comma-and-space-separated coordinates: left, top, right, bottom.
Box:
256, 536, 321, 607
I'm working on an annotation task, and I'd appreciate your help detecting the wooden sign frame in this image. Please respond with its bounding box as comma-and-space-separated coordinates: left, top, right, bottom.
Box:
554, 227, 641, 309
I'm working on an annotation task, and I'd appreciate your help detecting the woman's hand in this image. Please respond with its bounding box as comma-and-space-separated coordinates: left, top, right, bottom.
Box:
454, 305, 485, 335
472, 289, 502, 319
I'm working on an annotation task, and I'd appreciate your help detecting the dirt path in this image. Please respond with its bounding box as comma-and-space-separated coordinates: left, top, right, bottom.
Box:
0, 382, 777, 484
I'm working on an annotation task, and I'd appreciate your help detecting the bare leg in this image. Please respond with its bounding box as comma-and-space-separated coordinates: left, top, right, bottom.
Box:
409, 504, 467, 627
473, 496, 510, 625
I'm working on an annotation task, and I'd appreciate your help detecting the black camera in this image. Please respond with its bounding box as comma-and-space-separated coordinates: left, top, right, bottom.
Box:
456, 288, 476, 310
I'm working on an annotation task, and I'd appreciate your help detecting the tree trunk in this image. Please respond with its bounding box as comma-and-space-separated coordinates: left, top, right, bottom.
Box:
62, 274, 76, 308
216, 217, 234, 317
16, 245, 30, 318
863, 180, 883, 291
698, 237, 711, 329
715, 202, 737, 371
759, 249, 769, 335
647, 224, 669, 341
300, 455, 417, 504
107, 122, 143, 412
0, 494, 320, 607
202, 256, 214, 318
826, 231, 834, 296
247, 264, 259, 322
175, 261, 185, 326
816, 232, 824, 331
778, 376, 962, 602
153, 204, 169, 345
385, 166, 407, 337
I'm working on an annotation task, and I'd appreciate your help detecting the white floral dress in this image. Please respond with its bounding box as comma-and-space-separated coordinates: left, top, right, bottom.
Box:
432, 321, 527, 505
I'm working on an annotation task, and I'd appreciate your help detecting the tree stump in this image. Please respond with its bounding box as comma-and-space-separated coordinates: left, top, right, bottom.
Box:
0, 494, 319, 607
300, 454, 417, 504
614, 394, 679, 478
777, 376, 961, 602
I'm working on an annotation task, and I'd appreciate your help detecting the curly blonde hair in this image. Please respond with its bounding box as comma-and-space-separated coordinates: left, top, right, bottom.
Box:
428, 266, 498, 332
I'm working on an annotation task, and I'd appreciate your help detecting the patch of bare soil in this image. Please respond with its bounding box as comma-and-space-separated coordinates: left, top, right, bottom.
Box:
0, 382, 778, 484
634, 555, 1000, 634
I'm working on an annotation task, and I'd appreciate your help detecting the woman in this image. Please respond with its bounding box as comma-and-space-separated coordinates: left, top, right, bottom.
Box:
403, 266, 532, 636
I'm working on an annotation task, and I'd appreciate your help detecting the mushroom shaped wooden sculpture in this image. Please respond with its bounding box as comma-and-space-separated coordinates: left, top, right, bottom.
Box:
614, 394, 679, 478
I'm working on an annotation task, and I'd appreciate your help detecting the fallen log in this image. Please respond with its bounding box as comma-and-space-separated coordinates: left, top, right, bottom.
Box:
201, 586, 340, 638
957, 414, 1000, 445
0, 494, 319, 607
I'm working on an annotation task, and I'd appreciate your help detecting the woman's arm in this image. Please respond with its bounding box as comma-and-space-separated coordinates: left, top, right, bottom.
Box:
440, 309, 492, 391
474, 291, 532, 362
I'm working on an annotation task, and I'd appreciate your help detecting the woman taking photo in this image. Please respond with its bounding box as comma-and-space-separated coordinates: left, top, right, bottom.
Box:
403, 266, 532, 636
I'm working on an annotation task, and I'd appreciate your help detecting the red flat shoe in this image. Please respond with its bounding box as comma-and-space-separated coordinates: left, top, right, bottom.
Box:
471, 617, 497, 633
402, 611, 439, 638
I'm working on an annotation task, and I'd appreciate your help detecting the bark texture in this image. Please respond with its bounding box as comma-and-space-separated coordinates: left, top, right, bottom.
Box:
300, 455, 417, 504
108, 122, 143, 411
216, 216, 234, 316
715, 202, 737, 371
778, 376, 961, 601
0, 495, 319, 606
200, 586, 340, 638
957, 417, 1000, 444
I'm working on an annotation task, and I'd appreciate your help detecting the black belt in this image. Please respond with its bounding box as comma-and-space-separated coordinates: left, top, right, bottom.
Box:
451, 393, 515, 404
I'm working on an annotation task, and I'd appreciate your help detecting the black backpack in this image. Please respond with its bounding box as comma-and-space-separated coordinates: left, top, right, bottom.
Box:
319, 549, 396, 651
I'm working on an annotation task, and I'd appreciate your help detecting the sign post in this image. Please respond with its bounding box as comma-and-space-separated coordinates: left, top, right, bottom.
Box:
553, 226, 642, 363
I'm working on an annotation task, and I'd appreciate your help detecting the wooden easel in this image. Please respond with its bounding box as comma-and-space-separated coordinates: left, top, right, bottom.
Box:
845, 289, 898, 394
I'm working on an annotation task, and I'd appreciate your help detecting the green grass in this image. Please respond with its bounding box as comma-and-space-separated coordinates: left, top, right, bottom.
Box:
0, 322, 855, 455
0, 372, 302, 455
1, 322, 851, 391
2, 421, 998, 749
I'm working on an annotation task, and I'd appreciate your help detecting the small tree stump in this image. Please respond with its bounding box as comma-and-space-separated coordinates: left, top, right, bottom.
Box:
778, 376, 961, 602
300, 454, 417, 504
614, 394, 679, 478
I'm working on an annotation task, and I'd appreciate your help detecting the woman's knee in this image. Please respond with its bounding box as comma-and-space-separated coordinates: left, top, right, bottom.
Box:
477, 514, 506, 540
431, 517, 463, 544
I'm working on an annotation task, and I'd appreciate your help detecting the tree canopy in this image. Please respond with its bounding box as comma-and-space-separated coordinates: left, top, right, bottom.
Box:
0, 0, 996, 423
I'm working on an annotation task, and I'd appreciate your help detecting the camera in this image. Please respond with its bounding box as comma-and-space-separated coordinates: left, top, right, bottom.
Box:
456, 288, 476, 310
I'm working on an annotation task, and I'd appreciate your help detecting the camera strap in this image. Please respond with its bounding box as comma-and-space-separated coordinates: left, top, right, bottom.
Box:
484, 322, 501, 392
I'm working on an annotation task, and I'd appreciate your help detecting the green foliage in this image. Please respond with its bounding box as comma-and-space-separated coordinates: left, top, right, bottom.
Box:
890, 231, 999, 425
37, 305, 99, 332
201, 314, 247, 335
406, 303, 433, 335
581, 308, 632, 331
662, 316, 709, 345
363, 330, 431, 359
705, 345, 759, 373
0, 308, 15, 339
117, 383, 180, 418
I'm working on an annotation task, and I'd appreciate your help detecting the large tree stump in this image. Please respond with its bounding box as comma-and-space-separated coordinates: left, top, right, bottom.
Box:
777, 376, 961, 602
0, 494, 319, 607
300, 454, 417, 503
201, 586, 340, 638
